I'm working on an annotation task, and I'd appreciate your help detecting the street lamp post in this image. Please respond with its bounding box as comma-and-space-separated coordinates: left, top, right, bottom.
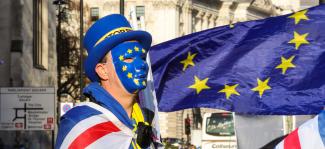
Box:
53, 0, 67, 103
52, 1, 67, 147
120, 0, 124, 15
80, 0, 84, 101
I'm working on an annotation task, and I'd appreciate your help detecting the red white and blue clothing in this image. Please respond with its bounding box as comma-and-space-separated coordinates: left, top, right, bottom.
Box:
55, 83, 157, 149
275, 110, 325, 149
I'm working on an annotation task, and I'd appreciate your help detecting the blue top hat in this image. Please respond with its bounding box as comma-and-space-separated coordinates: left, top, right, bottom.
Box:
83, 14, 152, 82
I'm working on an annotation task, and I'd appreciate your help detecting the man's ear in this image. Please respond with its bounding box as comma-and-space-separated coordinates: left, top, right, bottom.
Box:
95, 63, 109, 81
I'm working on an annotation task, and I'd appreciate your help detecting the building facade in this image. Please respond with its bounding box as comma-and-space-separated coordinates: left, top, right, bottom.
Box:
0, 0, 57, 87
0, 0, 57, 148
84, 0, 319, 139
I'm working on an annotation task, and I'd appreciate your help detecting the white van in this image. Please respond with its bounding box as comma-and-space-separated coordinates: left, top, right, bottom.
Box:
201, 112, 237, 149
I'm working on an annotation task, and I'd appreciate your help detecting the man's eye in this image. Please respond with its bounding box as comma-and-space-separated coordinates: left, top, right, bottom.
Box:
141, 54, 147, 60
123, 58, 134, 63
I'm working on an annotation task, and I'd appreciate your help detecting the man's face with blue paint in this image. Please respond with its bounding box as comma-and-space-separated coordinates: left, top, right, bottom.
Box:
109, 41, 149, 93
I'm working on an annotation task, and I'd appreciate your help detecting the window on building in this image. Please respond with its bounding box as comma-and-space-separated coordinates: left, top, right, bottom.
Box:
90, 7, 99, 21
33, 0, 48, 70
136, 6, 145, 20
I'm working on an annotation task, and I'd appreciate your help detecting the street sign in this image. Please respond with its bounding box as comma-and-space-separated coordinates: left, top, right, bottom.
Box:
60, 102, 74, 116
0, 87, 55, 130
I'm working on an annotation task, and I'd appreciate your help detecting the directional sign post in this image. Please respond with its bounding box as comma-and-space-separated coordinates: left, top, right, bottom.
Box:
0, 87, 55, 130
60, 102, 74, 117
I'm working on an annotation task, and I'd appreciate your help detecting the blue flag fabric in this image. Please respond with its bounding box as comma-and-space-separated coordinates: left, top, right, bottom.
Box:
149, 5, 325, 115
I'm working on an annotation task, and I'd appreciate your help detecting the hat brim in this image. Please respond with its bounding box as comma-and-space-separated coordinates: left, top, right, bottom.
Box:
85, 30, 152, 82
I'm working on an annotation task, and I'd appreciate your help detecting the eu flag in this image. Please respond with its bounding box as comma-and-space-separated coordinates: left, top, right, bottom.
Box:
149, 5, 325, 115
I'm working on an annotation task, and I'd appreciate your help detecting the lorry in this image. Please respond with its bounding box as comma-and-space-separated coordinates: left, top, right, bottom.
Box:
191, 112, 237, 149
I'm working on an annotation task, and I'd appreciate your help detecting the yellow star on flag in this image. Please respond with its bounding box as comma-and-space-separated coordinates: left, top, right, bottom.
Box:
127, 72, 133, 78
276, 56, 296, 74
288, 31, 310, 50
188, 76, 210, 94
142, 81, 146, 86
127, 49, 133, 54
251, 77, 271, 98
134, 46, 139, 52
288, 9, 309, 25
218, 84, 240, 99
122, 65, 127, 71
119, 55, 124, 61
180, 52, 197, 71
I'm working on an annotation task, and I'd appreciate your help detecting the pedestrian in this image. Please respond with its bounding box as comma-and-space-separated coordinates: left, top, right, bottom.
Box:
56, 14, 160, 149
185, 114, 191, 144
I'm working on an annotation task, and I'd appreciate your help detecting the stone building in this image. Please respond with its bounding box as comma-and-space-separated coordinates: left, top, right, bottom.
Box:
0, 0, 57, 87
0, 0, 57, 148
83, 0, 320, 139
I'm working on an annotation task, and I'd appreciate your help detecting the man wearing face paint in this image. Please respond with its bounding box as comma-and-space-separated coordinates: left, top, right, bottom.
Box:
55, 14, 160, 149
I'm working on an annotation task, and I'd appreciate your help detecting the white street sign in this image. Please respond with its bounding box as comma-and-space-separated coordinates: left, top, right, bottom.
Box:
0, 87, 55, 130
60, 102, 74, 117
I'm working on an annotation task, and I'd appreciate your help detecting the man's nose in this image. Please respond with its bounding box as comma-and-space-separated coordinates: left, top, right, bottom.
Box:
135, 60, 148, 71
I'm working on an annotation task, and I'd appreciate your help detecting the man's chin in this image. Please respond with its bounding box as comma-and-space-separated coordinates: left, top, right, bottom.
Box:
134, 85, 147, 92
121, 77, 148, 93
123, 85, 146, 94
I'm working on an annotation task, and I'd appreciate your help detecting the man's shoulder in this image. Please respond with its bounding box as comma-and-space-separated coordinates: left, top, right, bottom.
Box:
56, 102, 131, 149
61, 102, 105, 123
